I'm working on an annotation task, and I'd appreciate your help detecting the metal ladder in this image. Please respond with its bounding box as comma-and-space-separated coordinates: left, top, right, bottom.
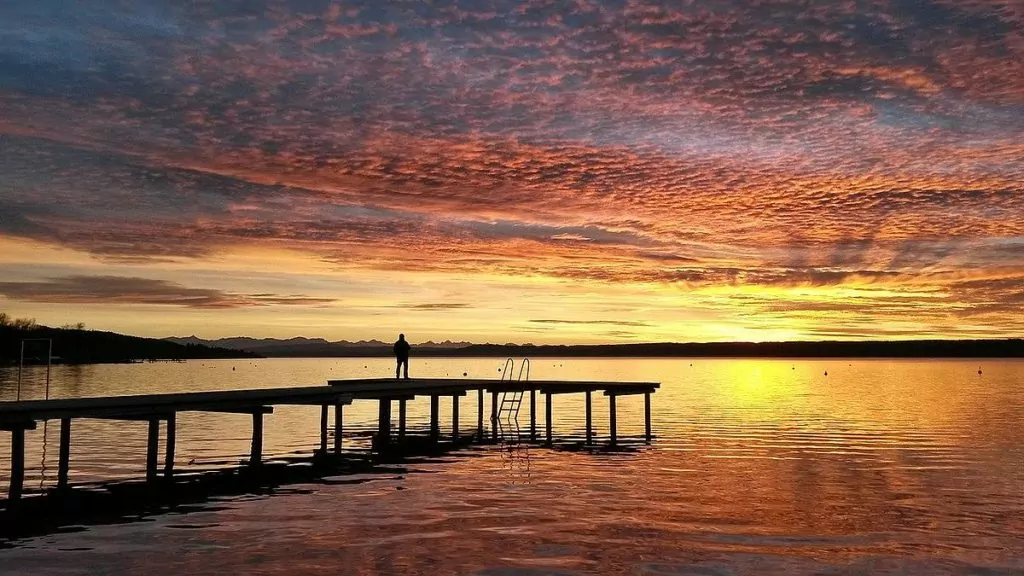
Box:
496, 358, 529, 421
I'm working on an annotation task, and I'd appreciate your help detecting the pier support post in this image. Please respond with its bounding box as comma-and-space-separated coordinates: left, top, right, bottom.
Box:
334, 403, 343, 454
377, 399, 391, 449
58, 418, 72, 489
609, 395, 617, 447
164, 414, 176, 477
477, 389, 484, 441
585, 390, 593, 445
545, 392, 553, 445
250, 412, 264, 466
644, 392, 652, 442
319, 405, 329, 454
452, 395, 460, 440
146, 418, 160, 480
530, 390, 536, 441
399, 399, 407, 439
430, 395, 440, 440
9, 428, 25, 503
490, 391, 499, 442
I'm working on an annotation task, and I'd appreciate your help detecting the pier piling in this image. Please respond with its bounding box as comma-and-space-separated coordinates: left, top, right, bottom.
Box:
165, 414, 176, 477
146, 418, 160, 480
477, 389, 484, 440
319, 405, 328, 453
58, 418, 71, 489
585, 390, 593, 445
530, 390, 537, 441
377, 399, 391, 448
430, 395, 440, 440
545, 392, 553, 445
644, 392, 652, 442
9, 428, 25, 503
609, 395, 617, 446
250, 411, 264, 466
452, 395, 460, 439
398, 399, 407, 439
334, 403, 343, 454
490, 392, 499, 442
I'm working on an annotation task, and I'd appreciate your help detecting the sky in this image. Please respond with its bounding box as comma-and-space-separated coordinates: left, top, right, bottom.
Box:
0, 0, 1022, 344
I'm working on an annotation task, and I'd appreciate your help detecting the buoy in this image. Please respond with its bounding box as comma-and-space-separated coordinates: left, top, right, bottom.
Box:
463, 372, 468, 377
232, 367, 235, 371
978, 368, 982, 375
824, 370, 828, 376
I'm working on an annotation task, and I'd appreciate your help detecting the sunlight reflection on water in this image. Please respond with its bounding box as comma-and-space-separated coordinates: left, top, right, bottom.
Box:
1, 357, 1023, 574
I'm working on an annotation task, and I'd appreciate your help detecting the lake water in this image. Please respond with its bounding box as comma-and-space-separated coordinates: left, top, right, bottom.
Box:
1, 357, 1022, 574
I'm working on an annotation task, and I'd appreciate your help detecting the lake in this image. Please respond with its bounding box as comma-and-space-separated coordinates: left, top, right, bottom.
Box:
1, 357, 1022, 574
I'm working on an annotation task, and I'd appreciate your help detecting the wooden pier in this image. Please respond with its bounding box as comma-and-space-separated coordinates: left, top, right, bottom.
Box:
1, 377, 658, 505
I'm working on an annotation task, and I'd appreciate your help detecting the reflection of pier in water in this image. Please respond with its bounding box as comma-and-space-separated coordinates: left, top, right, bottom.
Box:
0, 370, 658, 538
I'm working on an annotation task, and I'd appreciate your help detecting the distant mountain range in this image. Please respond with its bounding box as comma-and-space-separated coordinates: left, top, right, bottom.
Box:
165, 336, 473, 356
162, 336, 1024, 358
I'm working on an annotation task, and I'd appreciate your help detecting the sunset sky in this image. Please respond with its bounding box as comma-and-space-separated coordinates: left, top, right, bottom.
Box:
1, 0, 1022, 343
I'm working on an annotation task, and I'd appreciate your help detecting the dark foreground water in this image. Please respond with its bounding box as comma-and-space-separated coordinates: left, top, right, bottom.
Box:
1, 358, 1022, 575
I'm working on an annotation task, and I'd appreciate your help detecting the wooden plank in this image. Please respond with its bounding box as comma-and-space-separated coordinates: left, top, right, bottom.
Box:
0, 387, 353, 423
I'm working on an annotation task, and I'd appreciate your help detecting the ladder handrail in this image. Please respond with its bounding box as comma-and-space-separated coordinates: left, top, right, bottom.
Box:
516, 357, 530, 384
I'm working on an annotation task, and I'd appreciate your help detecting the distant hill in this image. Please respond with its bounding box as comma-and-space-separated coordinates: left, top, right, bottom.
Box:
1, 323, 258, 365
165, 336, 474, 357
162, 336, 1024, 358
456, 340, 1024, 358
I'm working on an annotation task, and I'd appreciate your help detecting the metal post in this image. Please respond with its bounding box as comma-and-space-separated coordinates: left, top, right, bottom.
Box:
164, 414, 176, 477
9, 428, 26, 502
585, 390, 593, 445
398, 399, 407, 439
333, 403, 343, 454
146, 419, 160, 480
452, 395, 460, 440
644, 392, 652, 442
430, 395, 440, 440
545, 392, 553, 445
58, 418, 71, 489
609, 395, 617, 446
250, 412, 263, 466
319, 405, 328, 454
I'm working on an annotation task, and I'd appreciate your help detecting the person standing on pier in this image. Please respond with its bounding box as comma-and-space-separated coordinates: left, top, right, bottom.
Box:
394, 333, 411, 380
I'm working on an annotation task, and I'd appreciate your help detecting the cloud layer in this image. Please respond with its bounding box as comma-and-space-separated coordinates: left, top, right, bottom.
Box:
1, 0, 1022, 340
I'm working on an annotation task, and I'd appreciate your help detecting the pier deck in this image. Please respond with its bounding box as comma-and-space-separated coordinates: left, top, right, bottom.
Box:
1, 377, 659, 505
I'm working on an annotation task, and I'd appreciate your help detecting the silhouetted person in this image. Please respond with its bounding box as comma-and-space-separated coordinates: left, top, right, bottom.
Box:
394, 334, 411, 379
